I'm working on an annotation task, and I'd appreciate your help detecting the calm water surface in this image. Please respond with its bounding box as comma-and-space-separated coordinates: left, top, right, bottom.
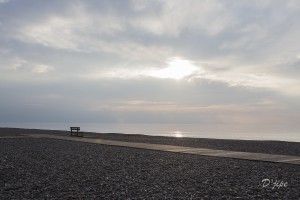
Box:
1, 122, 299, 142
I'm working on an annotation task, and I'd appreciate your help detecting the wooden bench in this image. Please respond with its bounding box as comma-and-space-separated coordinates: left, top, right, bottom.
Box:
70, 127, 83, 137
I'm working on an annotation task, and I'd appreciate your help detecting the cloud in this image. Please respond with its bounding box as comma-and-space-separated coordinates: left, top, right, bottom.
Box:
81, 55, 300, 96
130, 0, 236, 36
31, 64, 54, 74
0, 56, 27, 71
83, 57, 203, 80
10, 2, 124, 53
0, 0, 10, 3
219, 23, 268, 50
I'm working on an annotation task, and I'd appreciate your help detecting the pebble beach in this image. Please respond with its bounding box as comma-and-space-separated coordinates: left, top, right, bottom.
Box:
0, 128, 299, 199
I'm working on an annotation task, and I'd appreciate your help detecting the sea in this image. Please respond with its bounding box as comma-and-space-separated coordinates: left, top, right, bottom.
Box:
0, 122, 299, 143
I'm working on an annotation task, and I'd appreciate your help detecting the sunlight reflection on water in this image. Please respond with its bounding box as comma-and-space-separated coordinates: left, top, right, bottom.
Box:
169, 131, 187, 138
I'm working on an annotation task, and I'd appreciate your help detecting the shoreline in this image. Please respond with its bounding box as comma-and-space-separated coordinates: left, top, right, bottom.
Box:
1, 122, 299, 142
1, 126, 300, 142
1, 127, 300, 156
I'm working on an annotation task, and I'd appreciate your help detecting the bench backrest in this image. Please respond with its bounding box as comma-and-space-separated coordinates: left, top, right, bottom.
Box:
70, 127, 80, 131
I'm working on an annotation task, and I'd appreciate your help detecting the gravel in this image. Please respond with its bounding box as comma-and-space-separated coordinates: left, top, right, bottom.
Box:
0, 136, 299, 199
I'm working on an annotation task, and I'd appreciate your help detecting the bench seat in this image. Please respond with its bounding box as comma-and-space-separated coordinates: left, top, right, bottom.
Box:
70, 127, 83, 137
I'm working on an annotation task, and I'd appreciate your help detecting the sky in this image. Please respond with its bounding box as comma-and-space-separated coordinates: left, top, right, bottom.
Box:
1, 0, 300, 133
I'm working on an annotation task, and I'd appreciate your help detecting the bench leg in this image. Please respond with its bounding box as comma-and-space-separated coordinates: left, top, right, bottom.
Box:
70, 130, 82, 137
76, 132, 83, 137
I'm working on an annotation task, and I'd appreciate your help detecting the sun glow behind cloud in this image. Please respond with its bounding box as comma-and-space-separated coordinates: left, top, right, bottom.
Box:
149, 58, 201, 80
84, 57, 204, 80
82, 57, 300, 96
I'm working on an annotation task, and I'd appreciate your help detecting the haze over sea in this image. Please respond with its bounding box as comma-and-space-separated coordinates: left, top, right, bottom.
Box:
1, 122, 299, 143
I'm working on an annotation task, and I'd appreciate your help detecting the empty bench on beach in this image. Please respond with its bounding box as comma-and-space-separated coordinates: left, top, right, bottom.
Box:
70, 127, 83, 137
